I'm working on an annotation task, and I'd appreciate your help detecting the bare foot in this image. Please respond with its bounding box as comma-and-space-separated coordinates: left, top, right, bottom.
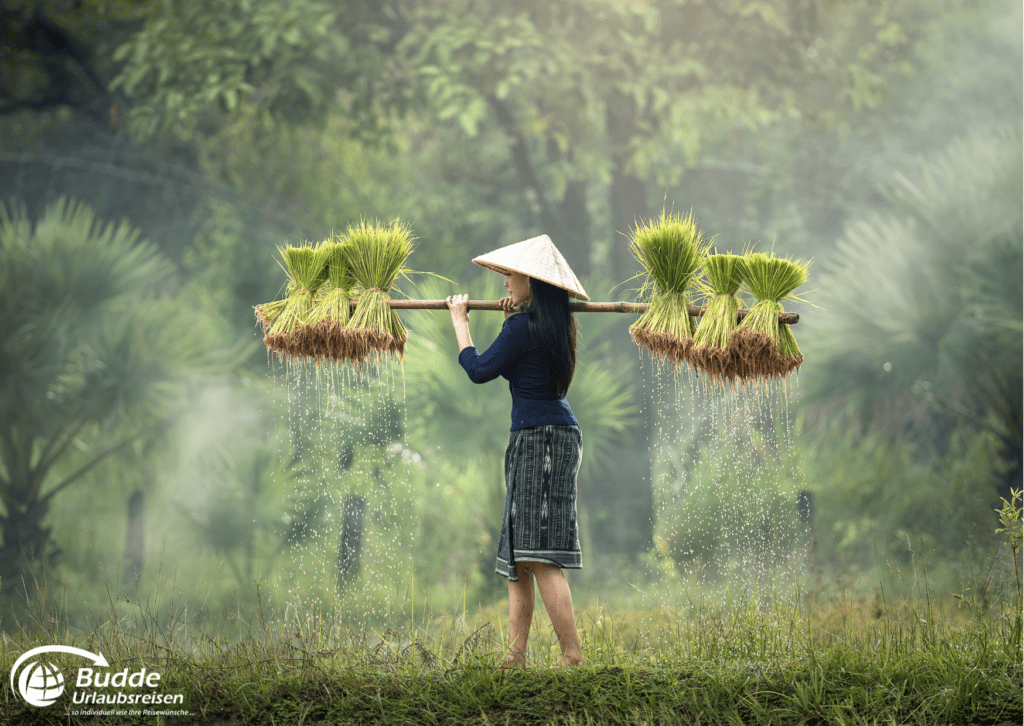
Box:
498, 652, 526, 669
552, 653, 585, 668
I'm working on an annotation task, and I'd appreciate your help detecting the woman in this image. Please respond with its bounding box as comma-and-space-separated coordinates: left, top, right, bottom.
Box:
446, 234, 589, 669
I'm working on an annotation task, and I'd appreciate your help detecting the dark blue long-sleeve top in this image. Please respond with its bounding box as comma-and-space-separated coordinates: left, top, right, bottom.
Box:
458, 312, 580, 431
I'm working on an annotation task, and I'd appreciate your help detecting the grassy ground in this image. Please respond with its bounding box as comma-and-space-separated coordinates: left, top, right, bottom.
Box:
0, 588, 1020, 726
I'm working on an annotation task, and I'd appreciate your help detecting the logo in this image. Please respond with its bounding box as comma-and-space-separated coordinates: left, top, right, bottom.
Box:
10, 644, 186, 714
10, 646, 108, 708
19, 661, 63, 707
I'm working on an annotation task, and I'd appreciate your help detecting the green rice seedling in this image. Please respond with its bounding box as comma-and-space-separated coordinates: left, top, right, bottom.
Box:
730, 251, 809, 381
263, 241, 330, 359
254, 283, 294, 334
628, 209, 712, 367
303, 237, 360, 363
343, 218, 415, 363
689, 253, 744, 385
777, 321, 802, 376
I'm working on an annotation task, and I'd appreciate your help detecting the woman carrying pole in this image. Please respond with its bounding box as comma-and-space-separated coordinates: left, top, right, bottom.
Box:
446, 234, 588, 669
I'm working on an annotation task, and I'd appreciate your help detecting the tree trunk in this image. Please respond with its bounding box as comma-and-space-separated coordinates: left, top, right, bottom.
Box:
488, 96, 594, 277
546, 138, 592, 278
604, 90, 656, 559
336, 495, 366, 590
0, 496, 58, 596
606, 89, 651, 281
123, 488, 145, 590
609, 170, 650, 278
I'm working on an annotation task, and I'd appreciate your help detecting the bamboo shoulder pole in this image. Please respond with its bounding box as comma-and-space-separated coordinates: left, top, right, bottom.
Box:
373, 299, 799, 324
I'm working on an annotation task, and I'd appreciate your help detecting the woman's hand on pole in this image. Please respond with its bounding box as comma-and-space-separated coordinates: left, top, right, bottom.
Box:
446, 294, 473, 352
499, 295, 519, 320
446, 293, 469, 322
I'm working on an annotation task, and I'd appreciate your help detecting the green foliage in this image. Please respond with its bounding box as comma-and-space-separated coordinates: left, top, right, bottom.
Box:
345, 218, 416, 294
994, 487, 1022, 606
0, 0, 142, 118
400, 0, 922, 184
180, 108, 532, 367
654, 408, 804, 581
1, 588, 1019, 725
176, 442, 300, 589
995, 489, 1023, 555
113, 0, 927, 157
804, 128, 1022, 429
0, 197, 174, 430
730, 251, 809, 379
738, 252, 810, 305
798, 127, 1023, 567
0, 197, 238, 598
697, 253, 744, 300
803, 414, 1005, 580
18, 0, 1013, 632
111, 0, 368, 139
111, 0, 935, 296
568, 358, 640, 483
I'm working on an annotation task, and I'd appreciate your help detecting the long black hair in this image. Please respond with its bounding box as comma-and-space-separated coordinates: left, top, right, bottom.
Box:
521, 277, 578, 398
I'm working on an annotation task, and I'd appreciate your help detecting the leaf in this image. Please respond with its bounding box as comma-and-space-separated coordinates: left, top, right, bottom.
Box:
282, 25, 302, 46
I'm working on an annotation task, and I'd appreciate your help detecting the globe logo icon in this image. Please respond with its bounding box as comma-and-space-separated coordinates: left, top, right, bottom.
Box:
17, 661, 65, 707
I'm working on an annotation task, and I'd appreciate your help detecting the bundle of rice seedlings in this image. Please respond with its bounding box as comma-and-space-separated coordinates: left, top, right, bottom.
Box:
730, 251, 809, 381
303, 237, 360, 363
263, 241, 330, 359
342, 218, 415, 363
254, 285, 293, 334
689, 253, 744, 384
628, 210, 712, 366
777, 319, 803, 376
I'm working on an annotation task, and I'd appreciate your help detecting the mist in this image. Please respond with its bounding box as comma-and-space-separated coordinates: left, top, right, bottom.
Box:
0, 0, 1020, 636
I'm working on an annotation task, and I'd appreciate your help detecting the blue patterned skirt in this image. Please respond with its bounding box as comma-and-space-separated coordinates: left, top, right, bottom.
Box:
495, 425, 583, 581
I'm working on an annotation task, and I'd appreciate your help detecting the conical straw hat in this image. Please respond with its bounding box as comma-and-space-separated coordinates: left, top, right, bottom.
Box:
472, 234, 589, 301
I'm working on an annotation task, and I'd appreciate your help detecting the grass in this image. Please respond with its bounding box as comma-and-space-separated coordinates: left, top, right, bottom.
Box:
1, 581, 1019, 725
3, 496, 1019, 724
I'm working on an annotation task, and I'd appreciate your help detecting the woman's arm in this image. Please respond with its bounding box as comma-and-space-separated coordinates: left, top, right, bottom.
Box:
447, 294, 473, 352
449, 297, 529, 384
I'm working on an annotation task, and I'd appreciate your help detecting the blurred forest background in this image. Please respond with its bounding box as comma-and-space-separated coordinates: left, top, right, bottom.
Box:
0, 0, 1020, 628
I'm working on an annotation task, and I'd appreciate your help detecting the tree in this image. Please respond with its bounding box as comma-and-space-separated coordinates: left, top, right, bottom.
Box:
109, 0, 401, 141
0, 0, 144, 120
113, 0, 930, 278
804, 127, 1023, 503
109, 0, 958, 569
0, 197, 233, 597
176, 442, 302, 590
